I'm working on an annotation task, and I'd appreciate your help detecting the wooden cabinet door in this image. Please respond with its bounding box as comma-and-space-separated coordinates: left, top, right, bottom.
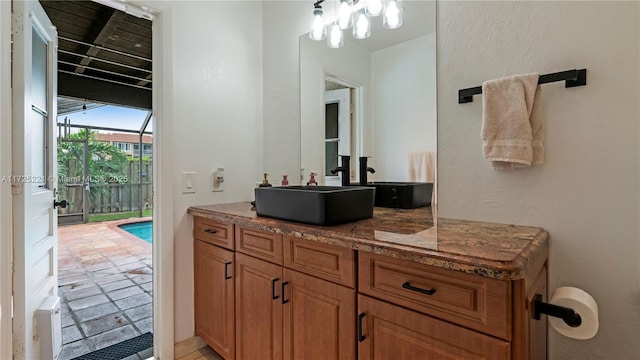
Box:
194, 240, 235, 360
235, 253, 283, 360
358, 295, 510, 360
282, 269, 356, 360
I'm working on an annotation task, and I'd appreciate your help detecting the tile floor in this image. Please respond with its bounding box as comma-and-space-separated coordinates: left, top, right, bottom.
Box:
58, 217, 153, 360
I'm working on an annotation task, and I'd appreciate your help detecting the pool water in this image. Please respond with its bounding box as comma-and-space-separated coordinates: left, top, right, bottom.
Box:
119, 221, 152, 243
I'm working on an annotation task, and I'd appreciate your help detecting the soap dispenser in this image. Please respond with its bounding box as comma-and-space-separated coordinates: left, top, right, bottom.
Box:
259, 173, 272, 187
306, 172, 318, 186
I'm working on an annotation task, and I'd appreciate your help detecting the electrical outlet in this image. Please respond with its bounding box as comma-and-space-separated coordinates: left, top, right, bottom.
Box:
212, 167, 224, 192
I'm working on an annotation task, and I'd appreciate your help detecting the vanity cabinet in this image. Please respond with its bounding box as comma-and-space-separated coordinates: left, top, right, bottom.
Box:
195, 217, 357, 360
191, 209, 549, 360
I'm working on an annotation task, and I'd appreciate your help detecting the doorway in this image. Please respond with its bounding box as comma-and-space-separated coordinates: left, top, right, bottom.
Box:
3, 1, 172, 359
55, 107, 154, 359
38, 1, 156, 358
324, 76, 363, 185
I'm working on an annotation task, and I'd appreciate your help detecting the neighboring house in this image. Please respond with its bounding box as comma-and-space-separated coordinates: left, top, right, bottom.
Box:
95, 132, 153, 158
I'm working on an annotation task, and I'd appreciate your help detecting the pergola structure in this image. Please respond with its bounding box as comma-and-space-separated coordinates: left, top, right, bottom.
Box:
41, 0, 152, 110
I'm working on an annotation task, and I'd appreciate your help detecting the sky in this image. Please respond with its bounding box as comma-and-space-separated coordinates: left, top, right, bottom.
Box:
58, 105, 152, 133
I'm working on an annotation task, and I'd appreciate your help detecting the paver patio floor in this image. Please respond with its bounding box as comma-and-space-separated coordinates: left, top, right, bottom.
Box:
58, 217, 153, 360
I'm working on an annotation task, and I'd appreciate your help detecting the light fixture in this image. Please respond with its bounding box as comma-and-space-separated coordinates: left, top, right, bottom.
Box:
308, 0, 403, 48
365, 0, 384, 16
337, 0, 353, 29
327, 22, 344, 48
383, 0, 403, 29
352, 8, 371, 40
309, 1, 327, 40
82, 99, 87, 114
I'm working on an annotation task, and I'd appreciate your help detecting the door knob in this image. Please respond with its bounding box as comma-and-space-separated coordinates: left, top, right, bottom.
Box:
53, 199, 68, 209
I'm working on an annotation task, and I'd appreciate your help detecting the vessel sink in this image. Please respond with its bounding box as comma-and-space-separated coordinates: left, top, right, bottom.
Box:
254, 186, 375, 225
368, 182, 433, 209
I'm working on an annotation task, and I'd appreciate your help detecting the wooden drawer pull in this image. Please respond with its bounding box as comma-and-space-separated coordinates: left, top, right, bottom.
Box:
357, 312, 366, 342
204, 229, 218, 234
402, 281, 436, 296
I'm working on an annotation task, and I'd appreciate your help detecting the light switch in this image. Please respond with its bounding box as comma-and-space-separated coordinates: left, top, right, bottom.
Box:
182, 172, 196, 193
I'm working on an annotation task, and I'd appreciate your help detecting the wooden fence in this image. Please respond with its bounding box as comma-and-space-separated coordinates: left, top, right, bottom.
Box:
58, 160, 153, 216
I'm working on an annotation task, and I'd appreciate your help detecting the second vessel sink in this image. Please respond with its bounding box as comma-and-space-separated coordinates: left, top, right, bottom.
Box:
369, 182, 433, 209
254, 186, 375, 225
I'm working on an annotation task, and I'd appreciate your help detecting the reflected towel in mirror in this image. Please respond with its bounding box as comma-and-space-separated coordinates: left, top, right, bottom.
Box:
409, 150, 436, 206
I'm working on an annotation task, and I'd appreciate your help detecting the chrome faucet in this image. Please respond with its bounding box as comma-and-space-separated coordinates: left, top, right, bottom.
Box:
359, 157, 375, 186
330, 155, 351, 186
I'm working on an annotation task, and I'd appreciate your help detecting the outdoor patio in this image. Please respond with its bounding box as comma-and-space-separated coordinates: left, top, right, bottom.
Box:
58, 217, 153, 360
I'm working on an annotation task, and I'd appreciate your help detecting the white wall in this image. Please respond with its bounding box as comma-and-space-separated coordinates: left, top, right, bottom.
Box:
299, 36, 371, 182
371, 33, 436, 181
139, 1, 265, 343
437, 2, 640, 359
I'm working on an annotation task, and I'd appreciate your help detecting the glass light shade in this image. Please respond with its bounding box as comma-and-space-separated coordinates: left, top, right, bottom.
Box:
365, 0, 384, 16
327, 23, 344, 48
383, 0, 403, 29
352, 10, 371, 39
337, 0, 353, 29
309, 8, 326, 40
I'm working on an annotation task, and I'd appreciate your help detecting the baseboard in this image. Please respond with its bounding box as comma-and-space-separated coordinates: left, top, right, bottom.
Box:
174, 336, 207, 359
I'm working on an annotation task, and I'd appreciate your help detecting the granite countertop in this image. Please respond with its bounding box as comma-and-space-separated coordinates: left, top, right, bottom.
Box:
187, 202, 549, 281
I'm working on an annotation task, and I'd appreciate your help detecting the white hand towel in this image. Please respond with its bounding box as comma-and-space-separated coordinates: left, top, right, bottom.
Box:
408, 150, 435, 183
408, 150, 436, 206
481, 73, 544, 170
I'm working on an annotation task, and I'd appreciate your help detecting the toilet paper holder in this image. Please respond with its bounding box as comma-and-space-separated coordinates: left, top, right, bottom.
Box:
532, 293, 582, 327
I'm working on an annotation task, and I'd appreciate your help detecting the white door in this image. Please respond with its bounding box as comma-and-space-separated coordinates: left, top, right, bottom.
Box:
324, 89, 351, 186
11, 1, 59, 359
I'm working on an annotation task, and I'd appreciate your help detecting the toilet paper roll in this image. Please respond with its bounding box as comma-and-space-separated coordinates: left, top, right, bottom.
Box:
548, 287, 599, 340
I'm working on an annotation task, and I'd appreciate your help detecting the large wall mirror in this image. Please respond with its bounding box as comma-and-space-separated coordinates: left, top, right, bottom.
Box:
300, 0, 436, 190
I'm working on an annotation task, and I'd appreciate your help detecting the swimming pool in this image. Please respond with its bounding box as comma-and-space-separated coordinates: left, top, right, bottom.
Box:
119, 221, 152, 243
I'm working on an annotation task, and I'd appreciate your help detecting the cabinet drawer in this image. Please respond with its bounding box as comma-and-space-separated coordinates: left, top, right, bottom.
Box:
236, 226, 283, 265
358, 294, 510, 360
193, 217, 234, 250
359, 253, 511, 340
283, 236, 355, 288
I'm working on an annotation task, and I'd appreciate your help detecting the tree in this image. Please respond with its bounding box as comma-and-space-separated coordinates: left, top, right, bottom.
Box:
57, 129, 128, 214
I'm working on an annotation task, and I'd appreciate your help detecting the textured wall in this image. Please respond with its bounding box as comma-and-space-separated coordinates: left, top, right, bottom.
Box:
142, 1, 265, 342
437, 2, 640, 358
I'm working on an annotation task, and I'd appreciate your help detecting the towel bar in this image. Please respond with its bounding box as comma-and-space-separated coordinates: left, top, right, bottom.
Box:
458, 68, 587, 104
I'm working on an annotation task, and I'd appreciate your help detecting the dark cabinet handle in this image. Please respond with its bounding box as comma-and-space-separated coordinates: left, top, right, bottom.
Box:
282, 281, 289, 304
224, 262, 232, 280
357, 312, 366, 342
272, 278, 280, 300
402, 281, 436, 295
204, 229, 218, 234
